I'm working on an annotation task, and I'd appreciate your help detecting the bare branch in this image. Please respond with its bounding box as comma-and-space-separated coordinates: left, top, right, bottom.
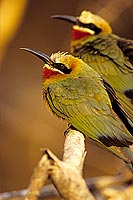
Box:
48, 129, 94, 200
0, 129, 132, 200
63, 129, 86, 172
25, 153, 50, 200
0, 172, 132, 200
24, 128, 95, 200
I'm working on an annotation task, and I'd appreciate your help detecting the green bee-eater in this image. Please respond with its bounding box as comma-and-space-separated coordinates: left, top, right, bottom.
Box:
21, 48, 133, 172
52, 10, 133, 123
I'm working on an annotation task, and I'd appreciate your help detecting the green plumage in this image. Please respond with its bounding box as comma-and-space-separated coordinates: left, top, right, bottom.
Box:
21, 47, 133, 172
71, 33, 133, 120
43, 56, 133, 166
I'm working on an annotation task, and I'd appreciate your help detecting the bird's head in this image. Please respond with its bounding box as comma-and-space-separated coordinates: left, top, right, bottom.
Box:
21, 48, 92, 85
52, 10, 112, 41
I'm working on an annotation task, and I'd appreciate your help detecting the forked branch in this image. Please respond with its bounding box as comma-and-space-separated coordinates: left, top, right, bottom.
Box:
25, 128, 95, 200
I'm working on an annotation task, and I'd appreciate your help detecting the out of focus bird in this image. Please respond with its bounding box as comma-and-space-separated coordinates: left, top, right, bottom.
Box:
21, 48, 133, 171
51, 10, 133, 122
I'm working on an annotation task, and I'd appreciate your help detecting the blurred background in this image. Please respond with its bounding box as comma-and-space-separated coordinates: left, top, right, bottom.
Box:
0, 0, 133, 193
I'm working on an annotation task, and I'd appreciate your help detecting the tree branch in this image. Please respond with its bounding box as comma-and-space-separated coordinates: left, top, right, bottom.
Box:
49, 129, 93, 200
24, 128, 95, 200
1, 129, 132, 200
25, 153, 50, 200
0, 172, 132, 200
63, 129, 86, 172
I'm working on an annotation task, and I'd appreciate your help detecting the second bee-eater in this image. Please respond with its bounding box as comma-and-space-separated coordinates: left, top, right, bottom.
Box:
52, 10, 133, 122
21, 48, 133, 172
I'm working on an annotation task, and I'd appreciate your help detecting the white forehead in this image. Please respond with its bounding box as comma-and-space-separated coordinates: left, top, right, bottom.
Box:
78, 11, 96, 23
78, 10, 107, 26
50, 52, 68, 62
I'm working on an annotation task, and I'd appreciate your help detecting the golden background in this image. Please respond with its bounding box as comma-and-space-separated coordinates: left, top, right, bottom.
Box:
0, 0, 133, 192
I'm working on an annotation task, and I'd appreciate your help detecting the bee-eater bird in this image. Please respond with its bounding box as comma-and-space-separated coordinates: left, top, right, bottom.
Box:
21, 48, 133, 172
51, 10, 133, 122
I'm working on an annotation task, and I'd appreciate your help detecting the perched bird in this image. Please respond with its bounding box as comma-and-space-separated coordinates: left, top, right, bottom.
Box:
21, 48, 133, 171
51, 10, 133, 122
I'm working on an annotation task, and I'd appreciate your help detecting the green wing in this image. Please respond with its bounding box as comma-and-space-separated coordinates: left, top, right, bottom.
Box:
117, 37, 133, 65
45, 76, 133, 161
45, 77, 132, 145
72, 33, 133, 120
103, 79, 133, 135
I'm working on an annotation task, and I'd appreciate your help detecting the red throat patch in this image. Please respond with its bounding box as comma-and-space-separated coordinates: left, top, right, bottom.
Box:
42, 68, 60, 79
72, 29, 91, 40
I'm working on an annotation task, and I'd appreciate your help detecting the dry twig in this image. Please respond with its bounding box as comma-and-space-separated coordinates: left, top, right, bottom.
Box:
0, 172, 132, 200
25, 128, 95, 200
1, 130, 132, 200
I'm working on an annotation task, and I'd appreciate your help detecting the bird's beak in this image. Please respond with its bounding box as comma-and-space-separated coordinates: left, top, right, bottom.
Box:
51, 15, 78, 25
51, 15, 102, 34
20, 48, 54, 65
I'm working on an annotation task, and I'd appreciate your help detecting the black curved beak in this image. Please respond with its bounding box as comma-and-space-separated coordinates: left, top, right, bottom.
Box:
20, 48, 54, 65
51, 15, 78, 25
51, 14, 102, 34
21, 48, 71, 74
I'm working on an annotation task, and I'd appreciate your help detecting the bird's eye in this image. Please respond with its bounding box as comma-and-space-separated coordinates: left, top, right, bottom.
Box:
85, 23, 101, 34
53, 63, 71, 74
77, 20, 101, 34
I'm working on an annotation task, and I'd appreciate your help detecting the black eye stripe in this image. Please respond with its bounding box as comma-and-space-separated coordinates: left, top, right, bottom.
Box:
53, 63, 71, 74
77, 20, 101, 34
